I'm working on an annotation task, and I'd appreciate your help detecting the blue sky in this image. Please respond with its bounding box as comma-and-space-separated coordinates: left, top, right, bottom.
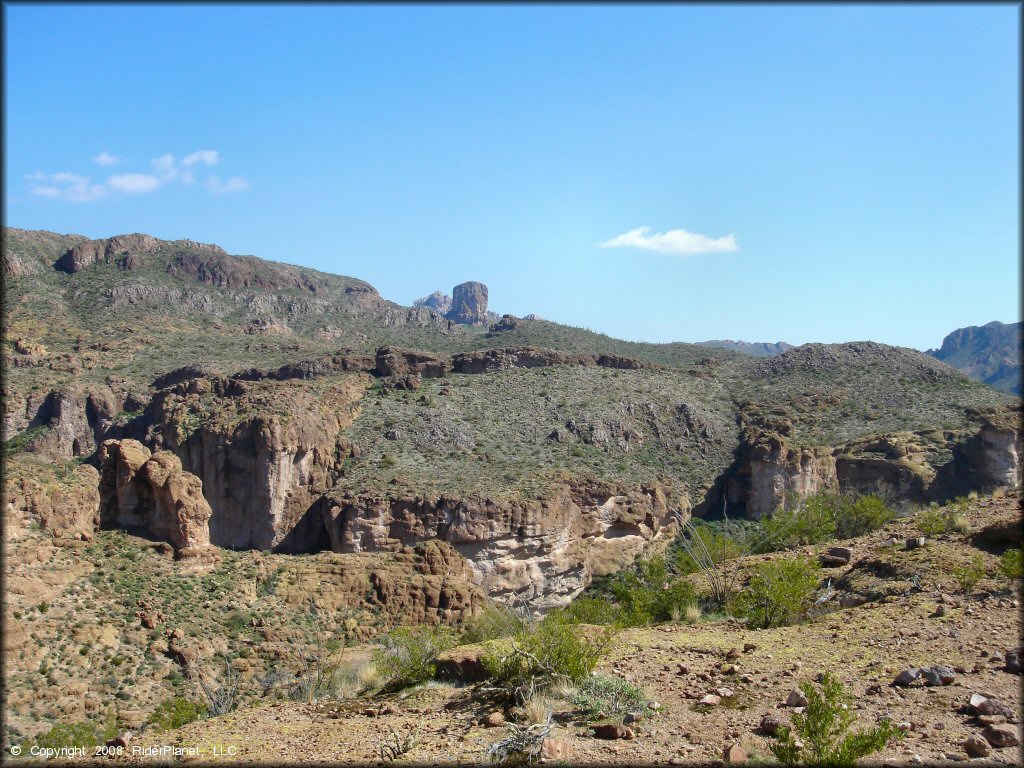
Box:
5, 4, 1019, 350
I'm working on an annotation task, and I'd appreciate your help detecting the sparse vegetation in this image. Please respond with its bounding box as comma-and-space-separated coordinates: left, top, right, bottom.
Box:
737, 555, 821, 629
145, 696, 207, 732
770, 673, 903, 766
998, 546, 1023, 581
567, 674, 652, 718
952, 553, 986, 594
373, 626, 456, 690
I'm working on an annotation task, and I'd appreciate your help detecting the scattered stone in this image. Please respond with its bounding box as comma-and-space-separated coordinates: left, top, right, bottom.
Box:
893, 668, 920, 687
759, 713, 782, 736
379, 703, 400, 716
676, 664, 690, 675
896, 722, 913, 732
930, 605, 946, 618
723, 743, 748, 763
969, 695, 1016, 720
786, 690, 808, 707
106, 733, 131, 749
362, 708, 378, 718
921, 665, 956, 686
978, 715, 1006, 726
623, 712, 644, 724
1005, 649, 1021, 674
483, 711, 505, 727
726, 647, 741, 660
743, 643, 757, 653
700, 694, 722, 706
981, 724, 1020, 748
714, 687, 734, 698
963, 734, 992, 758
540, 737, 571, 762
906, 537, 926, 550
592, 723, 629, 740
721, 663, 738, 675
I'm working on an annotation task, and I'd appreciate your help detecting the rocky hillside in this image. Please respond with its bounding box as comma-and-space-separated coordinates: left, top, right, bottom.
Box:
3, 227, 1020, 608
928, 320, 1021, 395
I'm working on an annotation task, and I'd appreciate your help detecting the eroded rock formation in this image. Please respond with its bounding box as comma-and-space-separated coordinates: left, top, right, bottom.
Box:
446, 281, 489, 325
320, 481, 683, 609
97, 439, 212, 550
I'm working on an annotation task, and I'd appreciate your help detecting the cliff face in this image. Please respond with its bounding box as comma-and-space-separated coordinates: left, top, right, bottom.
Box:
320, 480, 683, 609
928, 320, 1022, 395
148, 375, 367, 552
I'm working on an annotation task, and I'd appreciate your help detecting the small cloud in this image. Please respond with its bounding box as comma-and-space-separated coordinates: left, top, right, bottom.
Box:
205, 175, 250, 194
182, 150, 220, 167
92, 151, 121, 166
151, 153, 178, 181
107, 173, 162, 194
599, 226, 739, 255
26, 172, 106, 202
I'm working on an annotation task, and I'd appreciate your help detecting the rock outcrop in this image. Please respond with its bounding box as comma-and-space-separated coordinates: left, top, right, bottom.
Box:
4, 458, 101, 539
413, 290, 453, 317
149, 375, 367, 552
320, 481, 682, 609
446, 281, 489, 325
55, 234, 159, 273
97, 439, 212, 550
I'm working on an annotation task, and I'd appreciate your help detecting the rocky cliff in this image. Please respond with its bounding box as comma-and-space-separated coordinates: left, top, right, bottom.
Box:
928, 320, 1022, 395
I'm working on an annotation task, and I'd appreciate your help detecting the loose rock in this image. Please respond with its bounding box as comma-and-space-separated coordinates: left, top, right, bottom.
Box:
981, 724, 1020, 748
786, 690, 808, 707
963, 734, 992, 758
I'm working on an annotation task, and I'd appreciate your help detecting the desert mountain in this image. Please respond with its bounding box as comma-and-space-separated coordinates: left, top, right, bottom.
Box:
2, 227, 1020, 605
2, 227, 1021, 748
928, 320, 1022, 396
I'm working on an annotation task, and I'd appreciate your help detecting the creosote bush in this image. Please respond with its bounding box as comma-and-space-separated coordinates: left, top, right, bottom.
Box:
952, 553, 986, 594
998, 546, 1023, 581
771, 673, 903, 766
589, 555, 697, 626
482, 612, 610, 700
567, 674, 651, 718
755, 491, 894, 553
373, 626, 456, 691
737, 555, 820, 629
145, 696, 207, 732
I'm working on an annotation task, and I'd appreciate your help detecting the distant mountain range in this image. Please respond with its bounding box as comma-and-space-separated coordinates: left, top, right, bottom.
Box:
927, 320, 1021, 396
695, 340, 794, 357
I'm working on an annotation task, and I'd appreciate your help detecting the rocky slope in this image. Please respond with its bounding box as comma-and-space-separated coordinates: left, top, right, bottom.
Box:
928, 320, 1021, 395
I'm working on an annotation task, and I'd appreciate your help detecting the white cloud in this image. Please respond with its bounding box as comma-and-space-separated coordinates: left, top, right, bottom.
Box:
182, 150, 220, 167
107, 173, 162, 194
204, 175, 250, 194
27, 148, 244, 202
599, 226, 739, 255
92, 151, 121, 166
151, 153, 178, 181
26, 172, 107, 202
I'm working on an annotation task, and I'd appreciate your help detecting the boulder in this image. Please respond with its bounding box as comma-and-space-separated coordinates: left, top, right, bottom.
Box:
963, 734, 992, 758
786, 689, 809, 707
981, 724, 1020, 748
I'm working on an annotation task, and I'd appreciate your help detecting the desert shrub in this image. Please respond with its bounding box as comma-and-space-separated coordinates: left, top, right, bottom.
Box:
673, 523, 749, 574
952, 553, 986, 594
482, 612, 610, 697
560, 595, 622, 626
460, 602, 527, 644
567, 674, 651, 718
23, 710, 120, 752
771, 673, 903, 766
755, 494, 838, 552
373, 626, 455, 690
737, 555, 820, 629
834, 495, 895, 539
917, 499, 969, 536
998, 547, 1023, 580
597, 555, 698, 626
146, 696, 207, 732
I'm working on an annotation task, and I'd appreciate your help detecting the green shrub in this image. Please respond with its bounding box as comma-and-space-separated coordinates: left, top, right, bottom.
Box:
738, 555, 820, 629
756, 494, 837, 552
673, 523, 749, 574
998, 547, 1023, 580
835, 495, 895, 539
952, 554, 986, 594
146, 696, 207, 732
482, 612, 610, 695
568, 674, 651, 718
753, 491, 895, 554
601, 555, 698, 626
373, 626, 455, 690
23, 710, 121, 752
917, 499, 970, 536
460, 602, 527, 644
560, 596, 622, 626
771, 673, 903, 766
